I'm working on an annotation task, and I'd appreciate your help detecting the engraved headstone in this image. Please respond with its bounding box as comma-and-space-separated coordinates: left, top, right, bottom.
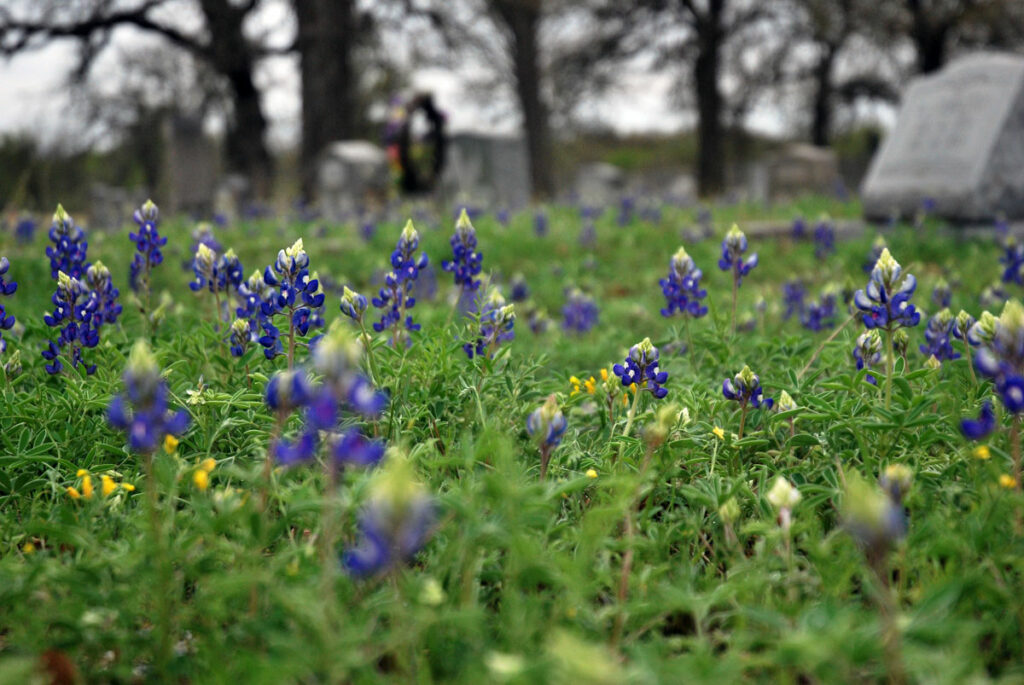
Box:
317, 141, 391, 222
862, 52, 1024, 222
442, 134, 531, 209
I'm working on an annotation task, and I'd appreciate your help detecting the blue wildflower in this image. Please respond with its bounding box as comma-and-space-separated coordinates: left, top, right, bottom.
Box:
372, 220, 427, 347
343, 453, 435, 577
83, 261, 121, 329
853, 248, 921, 331
442, 209, 483, 304
259, 238, 325, 364
961, 401, 996, 440
0, 257, 16, 354
509, 274, 530, 302
853, 330, 883, 385
340, 285, 369, 324
718, 223, 758, 284
45, 205, 89, 280
534, 210, 548, 237
1001, 236, 1024, 285
107, 340, 189, 453
919, 308, 959, 362
562, 287, 599, 335
614, 337, 669, 399
42, 271, 100, 375
463, 290, 515, 359
791, 216, 807, 240
229, 318, 252, 357
527, 394, 568, 480
782, 280, 806, 321
128, 199, 166, 305
801, 286, 839, 332
931, 278, 952, 308
659, 247, 708, 319
722, 365, 772, 409
813, 214, 835, 260
973, 301, 1024, 417
15, 216, 36, 244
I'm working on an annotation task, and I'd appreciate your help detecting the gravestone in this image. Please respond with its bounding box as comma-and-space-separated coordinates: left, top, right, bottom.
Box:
862, 52, 1024, 222
162, 115, 218, 216
573, 162, 625, 207
441, 134, 531, 209
317, 141, 391, 222
767, 143, 839, 200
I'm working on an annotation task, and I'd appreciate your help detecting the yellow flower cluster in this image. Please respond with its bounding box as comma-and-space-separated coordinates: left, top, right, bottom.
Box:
66, 469, 135, 500
193, 458, 217, 492
569, 375, 597, 396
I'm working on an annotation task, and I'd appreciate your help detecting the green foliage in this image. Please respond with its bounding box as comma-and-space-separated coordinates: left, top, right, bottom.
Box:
0, 199, 1022, 683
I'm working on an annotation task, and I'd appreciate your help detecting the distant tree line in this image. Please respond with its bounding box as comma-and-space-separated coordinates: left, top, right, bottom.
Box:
1, 0, 1022, 203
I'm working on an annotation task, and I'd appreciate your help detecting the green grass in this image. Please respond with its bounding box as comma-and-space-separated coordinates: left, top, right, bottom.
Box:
0, 198, 1021, 683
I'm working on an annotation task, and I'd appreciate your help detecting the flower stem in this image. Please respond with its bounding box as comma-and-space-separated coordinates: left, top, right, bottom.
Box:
287, 311, 296, 371
963, 339, 977, 385
358, 320, 379, 386
1012, 415, 1022, 493
885, 328, 895, 410
617, 386, 643, 463
730, 273, 738, 336
738, 401, 749, 440
143, 450, 173, 676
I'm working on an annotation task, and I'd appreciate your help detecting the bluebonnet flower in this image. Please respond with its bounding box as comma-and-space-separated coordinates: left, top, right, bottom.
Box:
953, 309, 977, 346
0, 257, 17, 353
15, 216, 36, 244
919, 308, 959, 362
843, 467, 911, 567
189, 243, 220, 293
614, 337, 669, 399
1001, 236, 1024, 285
373, 220, 427, 347
237, 269, 272, 320
854, 248, 921, 332
853, 330, 883, 384
229, 318, 252, 357
617, 196, 635, 226
718, 224, 758, 284
862, 235, 887, 273
509, 274, 530, 302
979, 281, 1009, 310
659, 247, 708, 320
527, 394, 568, 480
562, 287, 599, 335
343, 453, 435, 577
42, 271, 100, 375
722, 365, 773, 409
931, 278, 952, 308
791, 216, 807, 240
578, 220, 597, 248
971, 301, 1024, 430
813, 214, 835, 260
219, 249, 244, 298
340, 285, 369, 324
360, 220, 376, 242
128, 200, 166, 306
961, 401, 996, 440
801, 285, 839, 332
83, 261, 121, 329
534, 209, 548, 237
265, 368, 318, 464
259, 239, 325, 364
497, 208, 510, 227
463, 289, 516, 359
719, 224, 758, 333
189, 222, 222, 260
107, 340, 189, 453
526, 305, 551, 335
45, 205, 89, 280
442, 209, 483, 305
782, 280, 806, 321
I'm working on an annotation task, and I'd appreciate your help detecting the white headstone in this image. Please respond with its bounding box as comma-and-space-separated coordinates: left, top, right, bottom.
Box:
862, 52, 1024, 222
442, 134, 531, 209
317, 141, 391, 222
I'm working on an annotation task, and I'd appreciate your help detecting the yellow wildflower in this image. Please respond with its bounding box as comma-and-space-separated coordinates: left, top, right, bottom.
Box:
585, 468, 598, 479
121, 483, 136, 492
630, 383, 637, 394
193, 469, 210, 492
76, 468, 89, 477
164, 434, 180, 454
999, 474, 1018, 489
584, 376, 596, 394
973, 445, 991, 460
569, 375, 581, 396
600, 368, 609, 382
66, 487, 81, 500
22, 541, 35, 555
199, 458, 217, 473
81, 475, 94, 499
712, 426, 725, 440
100, 475, 117, 497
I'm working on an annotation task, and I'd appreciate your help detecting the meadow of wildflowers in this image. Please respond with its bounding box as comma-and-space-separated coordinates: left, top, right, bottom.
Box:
0, 197, 1022, 683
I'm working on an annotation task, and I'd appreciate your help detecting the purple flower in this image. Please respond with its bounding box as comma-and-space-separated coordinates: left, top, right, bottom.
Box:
853, 248, 920, 331
722, 365, 772, 409
614, 337, 669, 399
107, 341, 189, 452
718, 224, 758, 286
961, 401, 996, 440
660, 247, 708, 320
562, 287, 599, 335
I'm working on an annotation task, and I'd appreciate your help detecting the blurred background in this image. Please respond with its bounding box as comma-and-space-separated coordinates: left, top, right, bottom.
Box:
0, 0, 1022, 218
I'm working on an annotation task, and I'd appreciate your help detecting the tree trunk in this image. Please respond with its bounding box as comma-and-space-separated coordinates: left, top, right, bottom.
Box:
493, 0, 555, 200
295, 0, 358, 200
198, 0, 273, 198
811, 46, 836, 146
693, 25, 725, 197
